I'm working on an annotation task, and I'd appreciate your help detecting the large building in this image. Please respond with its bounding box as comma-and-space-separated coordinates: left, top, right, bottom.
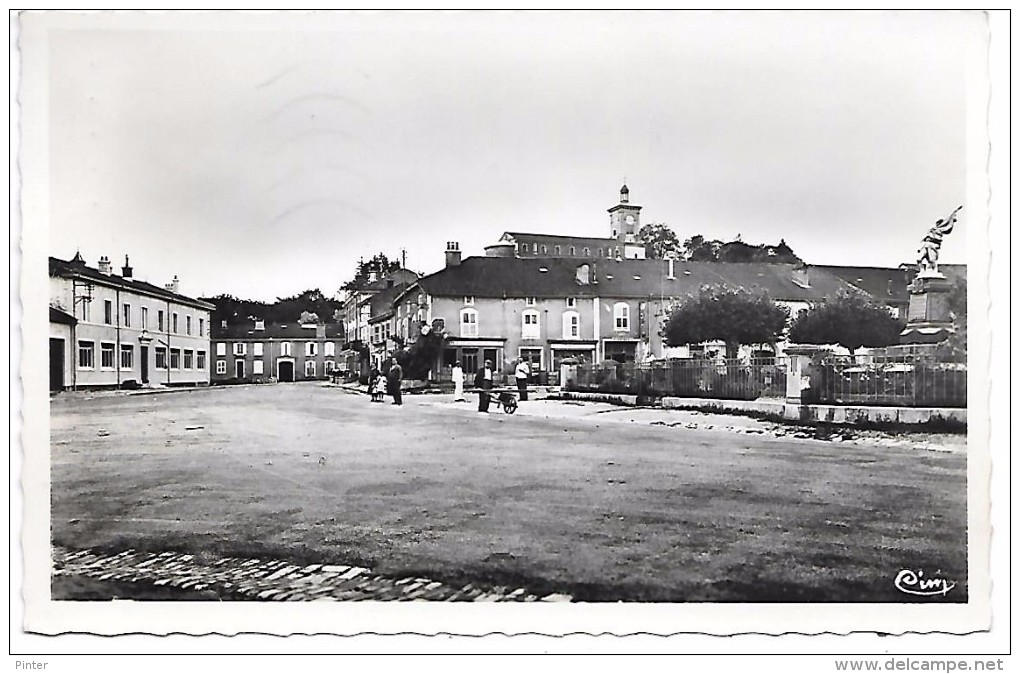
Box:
487, 184, 648, 261
384, 246, 859, 378
49, 253, 214, 391
209, 319, 344, 383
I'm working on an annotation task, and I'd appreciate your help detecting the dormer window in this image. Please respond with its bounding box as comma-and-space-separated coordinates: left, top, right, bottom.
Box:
463, 296, 475, 305
525, 297, 536, 306
566, 297, 576, 308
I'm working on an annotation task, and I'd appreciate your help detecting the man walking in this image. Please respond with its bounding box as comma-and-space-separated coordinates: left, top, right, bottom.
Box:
387, 359, 403, 406
475, 359, 493, 413
514, 356, 531, 402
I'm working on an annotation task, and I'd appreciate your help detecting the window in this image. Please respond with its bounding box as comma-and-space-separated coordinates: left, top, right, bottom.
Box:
104, 300, 113, 325
233, 342, 246, 356
172, 313, 179, 334
100, 343, 115, 369
157, 310, 165, 331
199, 318, 204, 337
306, 342, 318, 357
78, 341, 95, 369
460, 309, 478, 337
325, 360, 335, 373
141, 307, 149, 329
253, 360, 264, 376
533, 243, 539, 253
541, 245, 547, 254
216, 360, 227, 375
520, 347, 543, 370
566, 297, 576, 307
522, 310, 540, 339
186, 316, 192, 335
120, 344, 134, 369
325, 342, 335, 357
305, 360, 316, 377
197, 351, 206, 370
170, 348, 181, 369
463, 296, 474, 305
570, 246, 576, 255
281, 342, 292, 356
80, 299, 91, 322
155, 347, 167, 369
525, 297, 536, 306
122, 303, 131, 327
216, 343, 226, 357
614, 302, 630, 331
582, 247, 590, 256
184, 350, 194, 369
562, 311, 580, 339
253, 342, 263, 357
554, 245, 561, 254
599, 248, 604, 257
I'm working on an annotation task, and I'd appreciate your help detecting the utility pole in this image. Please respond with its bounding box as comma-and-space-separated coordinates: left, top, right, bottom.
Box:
401, 248, 406, 270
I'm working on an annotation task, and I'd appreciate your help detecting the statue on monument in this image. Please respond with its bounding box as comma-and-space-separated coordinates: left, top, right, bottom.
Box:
917, 205, 962, 277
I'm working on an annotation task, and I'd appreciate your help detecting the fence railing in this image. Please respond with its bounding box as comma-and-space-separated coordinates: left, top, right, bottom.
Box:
569, 358, 788, 401
808, 352, 966, 408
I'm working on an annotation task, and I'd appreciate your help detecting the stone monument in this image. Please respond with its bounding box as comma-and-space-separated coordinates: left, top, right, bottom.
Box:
900, 206, 962, 344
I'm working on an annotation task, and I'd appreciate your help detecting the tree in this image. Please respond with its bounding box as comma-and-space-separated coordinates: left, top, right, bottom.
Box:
341, 253, 403, 292
636, 223, 682, 259
788, 289, 904, 355
937, 276, 967, 359
661, 285, 790, 359
395, 328, 447, 380
680, 234, 803, 263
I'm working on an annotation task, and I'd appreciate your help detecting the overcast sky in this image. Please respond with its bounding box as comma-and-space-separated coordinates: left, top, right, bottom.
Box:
39, 11, 977, 302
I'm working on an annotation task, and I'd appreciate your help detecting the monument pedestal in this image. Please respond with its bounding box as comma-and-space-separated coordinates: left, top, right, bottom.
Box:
900, 273, 955, 344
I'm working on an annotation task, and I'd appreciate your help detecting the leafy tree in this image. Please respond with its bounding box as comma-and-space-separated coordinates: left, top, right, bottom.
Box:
202, 289, 342, 327
395, 328, 447, 380
681, 234, 803, 263
341, 253, 403, 292
788, 289, 903, 355
636, 222, 682, 259
661, 285, 790, 359
937, 276, 967, 359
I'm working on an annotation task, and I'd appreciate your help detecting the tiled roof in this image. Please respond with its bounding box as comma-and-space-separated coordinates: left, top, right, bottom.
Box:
415, 257, 858, 302
368, 282, 409, 322
49, 256, 215, 311
211, 322, 344, 340
49, 306, 77, 325
814, 266, 914, 304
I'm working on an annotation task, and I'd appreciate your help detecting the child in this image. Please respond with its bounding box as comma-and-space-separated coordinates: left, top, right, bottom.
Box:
371, 372, 386, 402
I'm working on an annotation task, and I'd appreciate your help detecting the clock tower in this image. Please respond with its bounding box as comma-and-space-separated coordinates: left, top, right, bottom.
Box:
608, 183, 642, 243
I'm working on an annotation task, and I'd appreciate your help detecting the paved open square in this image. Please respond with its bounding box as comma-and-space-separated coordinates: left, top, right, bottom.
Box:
50, 383, 967, 602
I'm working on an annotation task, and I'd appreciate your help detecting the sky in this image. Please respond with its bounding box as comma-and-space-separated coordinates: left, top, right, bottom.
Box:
39, 11, 978, 302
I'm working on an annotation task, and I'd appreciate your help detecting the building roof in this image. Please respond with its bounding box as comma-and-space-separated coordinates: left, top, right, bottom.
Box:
412, 256, 858, 303
501, 231, 620, 247
49, 306, 77, 325
211, 321, 345, 340
815, 265, 914, 304
367, 281, 410, 323
49, 256, 215, 311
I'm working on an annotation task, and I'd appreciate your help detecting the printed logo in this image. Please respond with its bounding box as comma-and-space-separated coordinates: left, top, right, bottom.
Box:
894, 569, 956, 596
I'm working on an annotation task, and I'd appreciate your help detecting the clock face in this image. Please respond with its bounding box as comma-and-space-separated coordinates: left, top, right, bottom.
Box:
625, 215, 635, 225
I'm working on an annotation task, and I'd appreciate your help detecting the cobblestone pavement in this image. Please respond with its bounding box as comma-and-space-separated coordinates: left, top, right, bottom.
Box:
52, 547, 572, 602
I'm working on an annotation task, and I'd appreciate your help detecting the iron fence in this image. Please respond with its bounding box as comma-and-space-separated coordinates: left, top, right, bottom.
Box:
569, 357, 788, 401
807, 352, 966, 408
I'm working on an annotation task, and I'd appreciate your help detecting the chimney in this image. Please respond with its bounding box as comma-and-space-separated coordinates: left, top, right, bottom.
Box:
791, 264, 810, 288
164, 275, 180, 294
121, 255, 133, 278
97, 255, 112, 275
666, 258, 676, 280
445, 241, 462, 267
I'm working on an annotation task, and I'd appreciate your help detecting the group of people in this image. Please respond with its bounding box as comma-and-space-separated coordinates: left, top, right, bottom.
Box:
450, 356, 532, 413
367, 361, 402, 405
366, 356, 534, 413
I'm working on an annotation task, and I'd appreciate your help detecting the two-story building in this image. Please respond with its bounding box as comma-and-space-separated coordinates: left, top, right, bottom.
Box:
49, 253, 214, 391
209, 319, 345, 383
388, 244, 863, 379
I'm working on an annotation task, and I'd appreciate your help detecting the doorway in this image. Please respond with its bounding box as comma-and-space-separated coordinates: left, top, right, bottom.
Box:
235, 360, 245, 379
278, 360, 295, 382
140, 345, 149, 384
49, 338, 64, 392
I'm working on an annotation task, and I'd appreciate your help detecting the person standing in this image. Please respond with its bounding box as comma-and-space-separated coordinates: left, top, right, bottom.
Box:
514, 356, 531, 402
452, 362, 466, 402
475, 359, 493, 413
387, 359, 403, 406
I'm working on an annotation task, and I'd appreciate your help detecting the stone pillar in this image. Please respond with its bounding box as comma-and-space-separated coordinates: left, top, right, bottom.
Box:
901, 273, 955, 344
783, 346, 821, 420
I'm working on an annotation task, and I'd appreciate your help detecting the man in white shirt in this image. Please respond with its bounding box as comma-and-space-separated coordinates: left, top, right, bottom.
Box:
452, 362, 466, 402
514, 357, 531, 401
